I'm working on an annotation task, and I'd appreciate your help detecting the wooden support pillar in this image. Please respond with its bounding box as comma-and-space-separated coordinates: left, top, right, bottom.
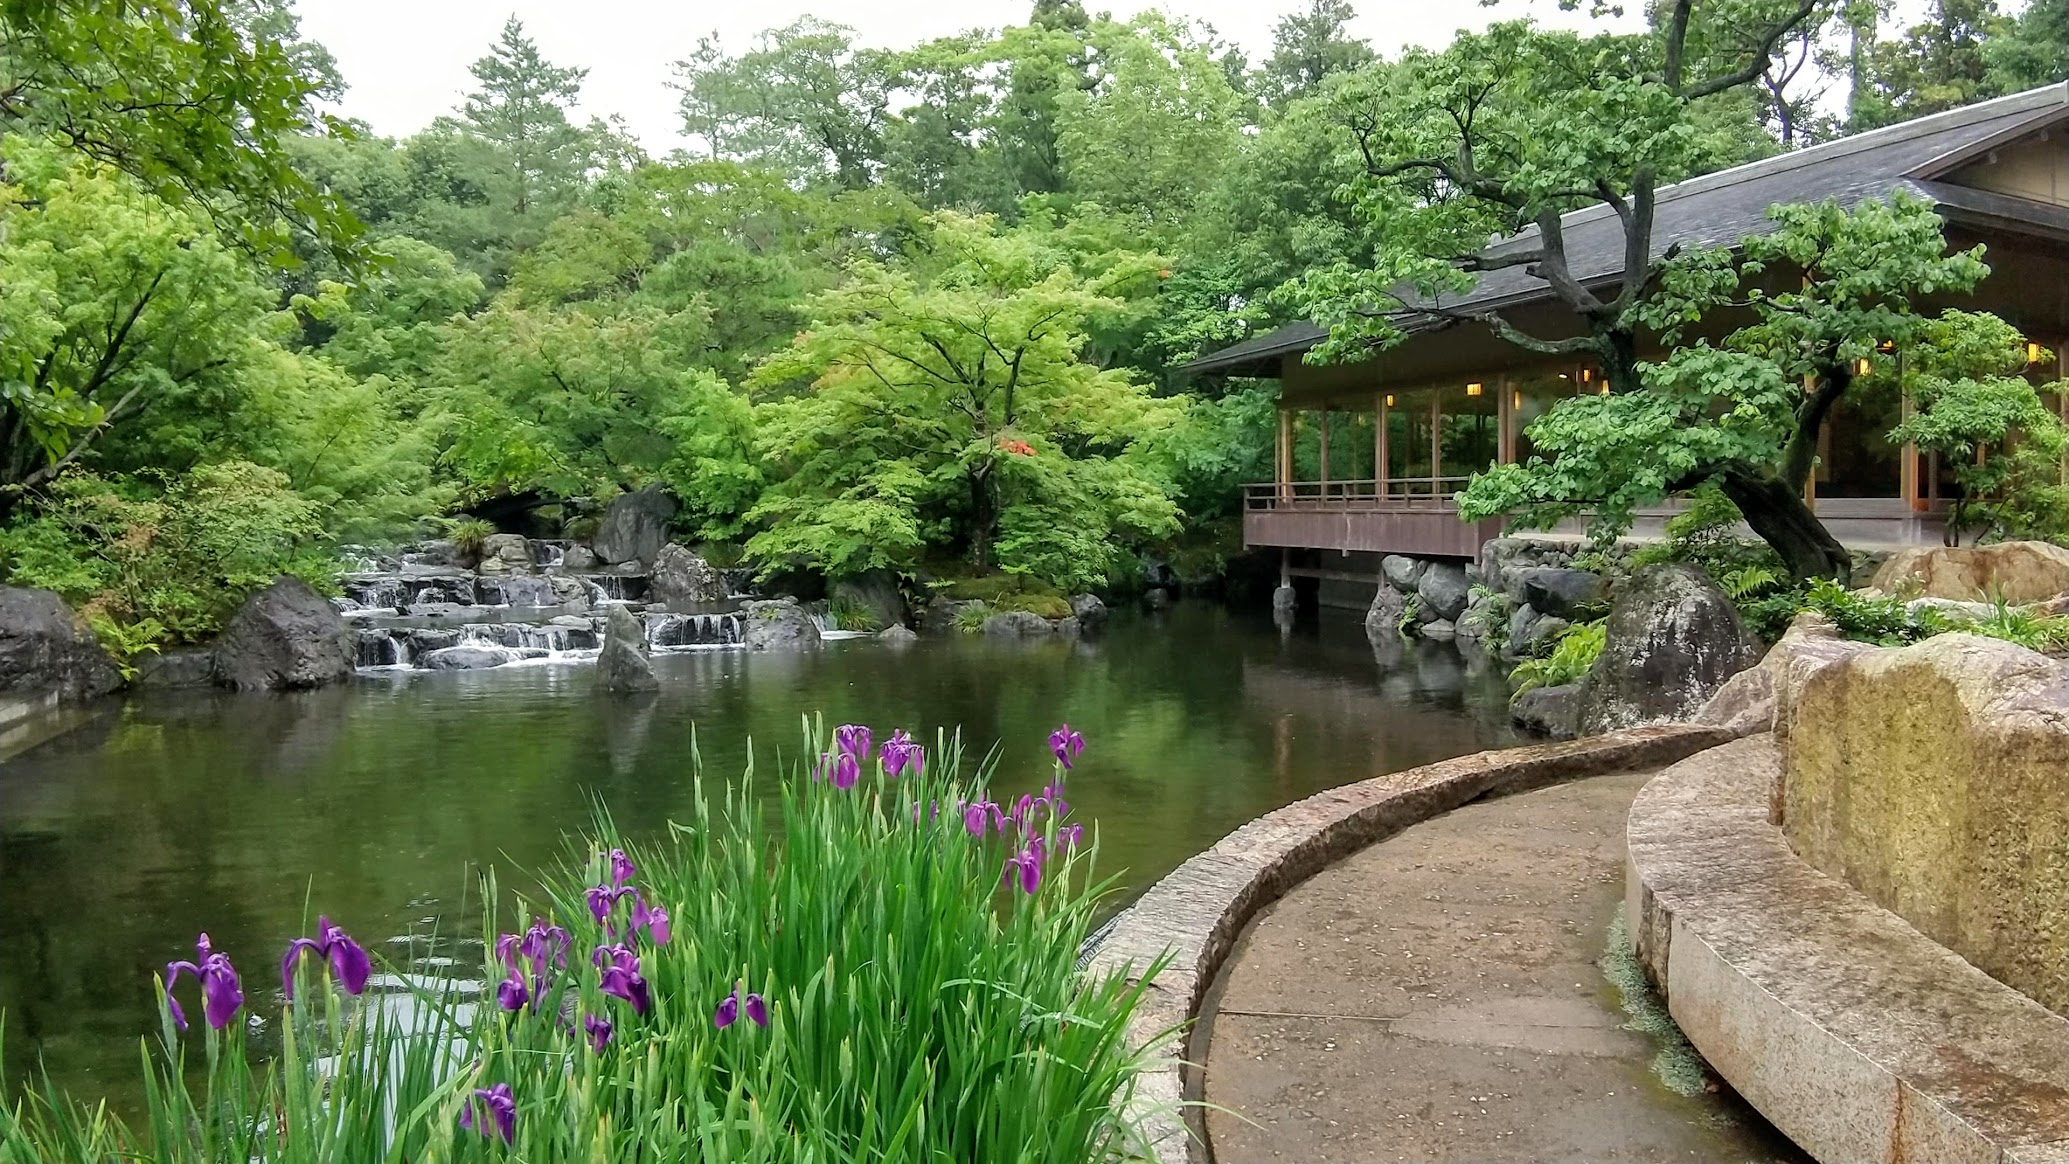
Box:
1318, 407, 1332, 494
1497, 375, 1515, 465
1276, 408, 1292, 501
1375, 392, 1390, 499
1429, 394, 1443, 496
1801, 373, 1818, 510
1900, 364, 1921, 512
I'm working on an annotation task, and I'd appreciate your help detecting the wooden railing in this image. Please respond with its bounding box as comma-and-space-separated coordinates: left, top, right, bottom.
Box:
1242, 477, 1474, 510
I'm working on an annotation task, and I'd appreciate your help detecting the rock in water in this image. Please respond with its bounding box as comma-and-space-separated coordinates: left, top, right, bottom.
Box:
1868, 541, 2069, 604
879, 625, 919, 646
595, 604, 658, 693
592, 486, 677, 567
422, 645, 520, 671
649, 544, 728, 605
0, 586, 122, 703
1381, 555, 1428, 592
740, 598, 823, 651
212, 576, 357, 691
1271, 584, 1297, 615
562, 545, 598, 571
1070, 593, 1109, 626
981, 611, 1055, 637
831, 569, 906, 630
1511, 682, 1582, 738
1366, 584, 1405, 639
1576, 564, 1760, 735
1416, 561, 1472, 623
477, 534, 533, 575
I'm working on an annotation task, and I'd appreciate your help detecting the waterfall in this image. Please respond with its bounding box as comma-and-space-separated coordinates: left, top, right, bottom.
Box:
644, 612, 744, 648
459, 623, 598, 652
529, 540, 566, 568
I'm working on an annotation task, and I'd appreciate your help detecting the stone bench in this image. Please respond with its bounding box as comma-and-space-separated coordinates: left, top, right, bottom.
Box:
1627, 734, 2069, 1164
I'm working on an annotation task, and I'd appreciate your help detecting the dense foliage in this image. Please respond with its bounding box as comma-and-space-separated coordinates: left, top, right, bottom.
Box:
1, 721, 1172, 1162
1, 0, 2065, 644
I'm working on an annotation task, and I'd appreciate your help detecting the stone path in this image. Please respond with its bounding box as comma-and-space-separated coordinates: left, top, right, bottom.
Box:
1203, 769, 1811, 1163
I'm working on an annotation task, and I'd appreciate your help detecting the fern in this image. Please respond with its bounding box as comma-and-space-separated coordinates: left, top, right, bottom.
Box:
87, 613, 165, 681
1720, 565, 1781, 601
1509, 620, 1607, 702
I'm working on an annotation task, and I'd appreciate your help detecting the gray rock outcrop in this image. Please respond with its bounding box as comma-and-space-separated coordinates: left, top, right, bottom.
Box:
1071, 593, 1109, 626
831, 568, 905, 629
982, 610, 1056, 637
1381, 555, 1428, 592
649, 544, 728, 606
594, 604, 659, 693
0, 586, 122, 702
740, 598, 823, 651
592, 486, 676, 567
1511, 683, 1582, 738
1576, 564, 1761, 735
1366, 584, 1406, 638
562, 545, 598, 570
879, 624, 919, 646
134, 647, 217, 689
477, 534, 533, 575
1416, 562, 1472, 623
212, 577, 357, 691
423, 645, 520, 670
1517, 567, 1605, 619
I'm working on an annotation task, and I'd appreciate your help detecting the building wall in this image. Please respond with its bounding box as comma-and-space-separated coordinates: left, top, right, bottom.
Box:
1951, 132, 2069, 207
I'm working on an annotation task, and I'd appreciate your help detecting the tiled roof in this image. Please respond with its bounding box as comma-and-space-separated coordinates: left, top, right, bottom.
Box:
1182, 82, 2069, 376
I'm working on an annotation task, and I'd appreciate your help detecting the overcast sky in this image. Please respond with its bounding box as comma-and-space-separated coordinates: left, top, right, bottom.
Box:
295, 0, 1638, 155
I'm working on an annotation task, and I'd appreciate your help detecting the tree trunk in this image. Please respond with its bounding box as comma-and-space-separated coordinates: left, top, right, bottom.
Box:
967, 468, 996, 572
1719, 470, 1851, 583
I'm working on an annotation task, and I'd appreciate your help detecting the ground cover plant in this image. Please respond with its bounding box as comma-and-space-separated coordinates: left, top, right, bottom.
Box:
0, 720, 1173, 1163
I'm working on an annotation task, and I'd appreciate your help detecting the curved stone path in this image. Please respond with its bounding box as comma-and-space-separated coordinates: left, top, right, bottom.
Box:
1202, 769, 1810, 1163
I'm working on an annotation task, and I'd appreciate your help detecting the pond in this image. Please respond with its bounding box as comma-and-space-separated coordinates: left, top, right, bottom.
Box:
0, 603, 1517, 1101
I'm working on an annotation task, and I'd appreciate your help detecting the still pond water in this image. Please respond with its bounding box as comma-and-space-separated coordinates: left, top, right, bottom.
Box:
0, 603, 1516, 1100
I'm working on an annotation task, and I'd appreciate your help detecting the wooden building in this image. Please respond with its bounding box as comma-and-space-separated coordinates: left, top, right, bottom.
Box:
1183, 83, 2069, 600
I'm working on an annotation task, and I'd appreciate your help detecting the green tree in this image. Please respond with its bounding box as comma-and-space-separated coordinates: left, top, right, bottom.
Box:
1987, 0, 2069, 92
746, 212, 1182, 587
674, 19, 894, 189
1460, 197, 2033, 579
1257, 0, 1374, 105
1855, 0, 2005, 126
0, 0, 362, 262
461, 17, 599, 219
993, 3, 1097, 198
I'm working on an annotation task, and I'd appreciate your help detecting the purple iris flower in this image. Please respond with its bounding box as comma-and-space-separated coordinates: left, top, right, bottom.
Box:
164, 933, 244, 1033
1048, 724, 1085, 770
281, 916, 371, 1000
584, 1013, 613, 1052
880, 729, 921, 777
1060, 824, 1084, 849
830, 750, 861, 791
631, 893, 672, 945
609, 848, 635, 887
585, 884, 633, 924
1043, 782, 1071, 818
594, 944, 651, 1015
1003, 848, 1042, 895
963, 801, 992, 837
834, 724, 872, 762
714, 983, 768, 1029
460, 1082, 516, 1144
496, 972, 529, 1012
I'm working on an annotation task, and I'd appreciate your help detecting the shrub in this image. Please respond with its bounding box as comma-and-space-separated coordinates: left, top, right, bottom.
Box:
952, 602, 994, 634
825, 595, 884, 632
1461, 585, 1513, 653
1510, 620, 1607, 702
1800, 577, 1929, 646
0, 463, 331, 645
447, 517, 497, 559
0, 721, 1169, 1163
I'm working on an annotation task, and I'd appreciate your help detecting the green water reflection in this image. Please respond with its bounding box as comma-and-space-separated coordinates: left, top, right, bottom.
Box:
0, 604, 1515, 1100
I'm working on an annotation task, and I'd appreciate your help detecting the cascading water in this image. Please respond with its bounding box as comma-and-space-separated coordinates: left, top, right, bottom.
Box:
644, 612, 744, 648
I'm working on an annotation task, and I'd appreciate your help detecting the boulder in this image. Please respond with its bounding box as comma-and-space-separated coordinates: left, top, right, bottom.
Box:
406, 628, 463, 654
1070, 593, 1109, 626
0, 587, 123, 703
879, 625, 919, 646
1271, 584, 1298, 614
1869, 540, 2069, 604
1781, 633, 2069, 1013
477, 534, 533, 576
1381, 555, 1428, 592
422, 645, 520, 670
1420, 619, 1457, 641
594, 604, 659, 693
1511, 683, 1582, 739
740, 598, 823, 651
649, 544, 729, 606
1576, 564, 1761, 735
982, 610, 1055, 637
1694, 612, 1876, 743
1416, 561, 1472, 623
562, 545, 599, 571
592, 486, 677, 567
830, 568, 905, 629
1506, 605, 1542, 656
1366, 585, 1406, 639
133, 647, 217, 689
1520, 614, 1571, 657
477, 575, 558, 607
546, 575, 592, 611
212, 577, 357, 691
1517, 567, 1605, 619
